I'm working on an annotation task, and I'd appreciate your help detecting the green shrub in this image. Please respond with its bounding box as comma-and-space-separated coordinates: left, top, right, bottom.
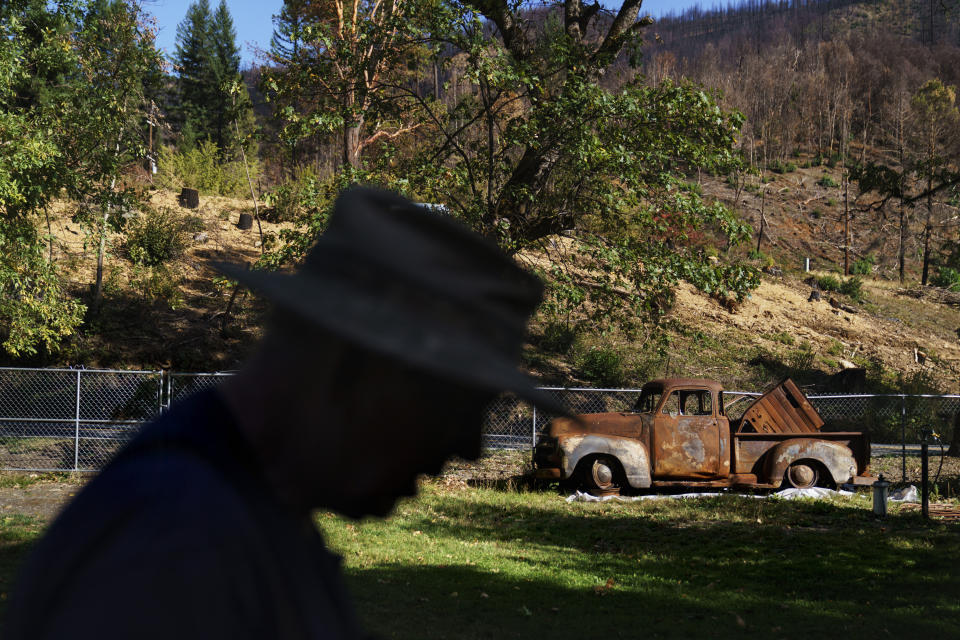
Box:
931, 267, 960, 291
768, 331, 794, 346
125, 207, 190, 266
129, 264, 183, 309
811, 209, 822, 219
827, 197, 838, 207
817, 174, 839, 188
827, 339, 844, 356
788, 341, 815, 371
816, 274, 841, 292
578, 347, 625, 387
851, 254, 875, 275
262, 171, 324, 223
182, 215, 206, 234
839, 276, 864, 302
540, 321, 577, 354
769, 160, 797, 174
155, 141, 257, 198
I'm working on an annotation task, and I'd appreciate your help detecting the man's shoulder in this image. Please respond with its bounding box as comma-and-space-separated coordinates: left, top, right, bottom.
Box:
5, 401, 277, 639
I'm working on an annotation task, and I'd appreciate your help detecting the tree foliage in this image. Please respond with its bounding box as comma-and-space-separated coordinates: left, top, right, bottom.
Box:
0, 1, 87, 355
262, 0, 759, 329
263, 0, 434, 169
174, 0, 251, 154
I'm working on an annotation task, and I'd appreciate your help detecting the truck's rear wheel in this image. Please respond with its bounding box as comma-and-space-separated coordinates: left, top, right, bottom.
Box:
784, 461, 819, 489
582, 457, 621, 496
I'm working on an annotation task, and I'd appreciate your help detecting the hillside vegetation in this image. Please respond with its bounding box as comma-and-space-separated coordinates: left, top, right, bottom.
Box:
4, 0, 960, 397
24, 184, 960, 398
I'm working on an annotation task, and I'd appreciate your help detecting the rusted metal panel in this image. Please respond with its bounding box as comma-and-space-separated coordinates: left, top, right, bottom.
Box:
551, 413, 645, 439
739, 378, 824, 434
557, 434, 652, 488
763, 438, 857, 487
652, 414, 719, 478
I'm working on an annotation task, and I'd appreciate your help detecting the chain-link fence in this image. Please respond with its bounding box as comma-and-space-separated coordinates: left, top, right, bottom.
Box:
165, 372, 233, 410
0, 367, 162, 472
1, 368, 957, 478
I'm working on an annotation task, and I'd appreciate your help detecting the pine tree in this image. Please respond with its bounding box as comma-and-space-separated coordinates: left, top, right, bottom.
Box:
210, 0, 241, 151
173, 0, 214, 149
173, 0, 251, 155
270, 0, 310, 62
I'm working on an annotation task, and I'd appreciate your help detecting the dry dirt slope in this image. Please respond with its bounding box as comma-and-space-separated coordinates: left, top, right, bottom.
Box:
669, 274, 960, 392
33, 187, 960, 390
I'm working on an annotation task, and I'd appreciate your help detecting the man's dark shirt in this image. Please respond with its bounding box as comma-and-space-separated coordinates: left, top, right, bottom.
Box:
5, 389, 368, 639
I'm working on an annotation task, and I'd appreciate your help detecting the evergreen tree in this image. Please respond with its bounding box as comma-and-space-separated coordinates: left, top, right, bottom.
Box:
173, 0, 251, 155
210, 0, 241, 150
173, 0, 214, 149
270, 0, 310, 61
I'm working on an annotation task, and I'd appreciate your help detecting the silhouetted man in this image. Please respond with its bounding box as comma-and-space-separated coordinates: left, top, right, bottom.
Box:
7, 188, 561, 639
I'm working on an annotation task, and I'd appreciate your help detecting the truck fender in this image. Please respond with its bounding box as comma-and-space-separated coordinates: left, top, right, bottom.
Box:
558, 435, 652, 489
764, 438, 857, 487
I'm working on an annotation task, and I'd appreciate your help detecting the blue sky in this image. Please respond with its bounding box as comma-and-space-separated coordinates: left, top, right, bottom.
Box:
142, 0, 705, 68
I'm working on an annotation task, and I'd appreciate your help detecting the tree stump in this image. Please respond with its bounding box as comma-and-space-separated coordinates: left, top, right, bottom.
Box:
178, 188, 199, 209
237, 213, 253, 230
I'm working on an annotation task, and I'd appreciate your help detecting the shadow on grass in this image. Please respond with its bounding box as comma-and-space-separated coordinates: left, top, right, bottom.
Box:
343, 494, 960, 639
0, 535, 39, 630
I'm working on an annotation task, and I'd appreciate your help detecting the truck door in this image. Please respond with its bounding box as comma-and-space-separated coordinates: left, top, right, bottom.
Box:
652, 388, 721, 479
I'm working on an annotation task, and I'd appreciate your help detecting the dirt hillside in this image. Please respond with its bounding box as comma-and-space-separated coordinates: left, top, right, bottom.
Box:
26, 185, 960, 393
669, 275, 960, 392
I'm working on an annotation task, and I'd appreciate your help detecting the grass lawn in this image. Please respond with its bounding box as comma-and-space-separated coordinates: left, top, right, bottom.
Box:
322, 482, 960, 639
0, 472, 958, 638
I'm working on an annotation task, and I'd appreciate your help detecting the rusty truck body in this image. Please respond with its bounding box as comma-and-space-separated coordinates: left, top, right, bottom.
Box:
533, 378, 874, 494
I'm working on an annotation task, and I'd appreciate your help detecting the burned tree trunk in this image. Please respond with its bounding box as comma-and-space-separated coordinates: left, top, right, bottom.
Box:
178, 188, 200, 209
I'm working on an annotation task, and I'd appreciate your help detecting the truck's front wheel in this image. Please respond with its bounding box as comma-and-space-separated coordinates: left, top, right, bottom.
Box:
582, 456, 621, 496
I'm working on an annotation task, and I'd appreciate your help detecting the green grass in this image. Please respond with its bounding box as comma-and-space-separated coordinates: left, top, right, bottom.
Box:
321, 483, 960, 639
1, 479, 958, 638
0, 472, 75, 489
0, 515, 43, 608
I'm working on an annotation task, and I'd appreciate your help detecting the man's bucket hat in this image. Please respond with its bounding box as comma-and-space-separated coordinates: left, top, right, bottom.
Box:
216, 187, 566, 414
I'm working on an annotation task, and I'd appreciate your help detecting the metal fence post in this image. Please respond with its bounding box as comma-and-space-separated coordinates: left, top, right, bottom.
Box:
532, 405, 537, 449
74, 369, 81, 472
900, 394, 907, 482
158, 370, 164, 414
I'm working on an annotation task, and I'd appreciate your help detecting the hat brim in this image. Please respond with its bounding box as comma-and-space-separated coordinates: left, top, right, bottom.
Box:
215, 261, 569, 417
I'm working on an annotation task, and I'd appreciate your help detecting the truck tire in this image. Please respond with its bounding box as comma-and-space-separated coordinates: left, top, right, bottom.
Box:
581, 456, 621, 496
784, 460, 819, 489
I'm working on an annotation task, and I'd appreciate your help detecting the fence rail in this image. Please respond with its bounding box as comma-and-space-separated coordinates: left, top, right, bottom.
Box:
0, 368, 956, 479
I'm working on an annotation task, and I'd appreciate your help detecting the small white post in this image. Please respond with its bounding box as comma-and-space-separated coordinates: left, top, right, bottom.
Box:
804, 257, 811, 272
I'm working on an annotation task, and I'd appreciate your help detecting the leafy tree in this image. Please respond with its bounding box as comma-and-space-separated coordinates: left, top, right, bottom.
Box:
0, 1, 87, 355
262, 0, 432, 169
63, 0, 164, 312
264, 0, 759, 329
401, 0, 758, 325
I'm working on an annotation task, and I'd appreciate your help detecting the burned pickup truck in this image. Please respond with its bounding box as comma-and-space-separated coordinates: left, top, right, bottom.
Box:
534, 378, 874, 494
